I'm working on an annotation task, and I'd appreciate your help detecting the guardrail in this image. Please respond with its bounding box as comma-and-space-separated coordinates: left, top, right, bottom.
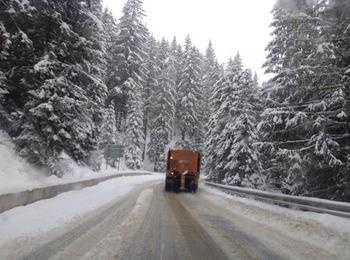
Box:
204, 182, 350, 219
0, 172, 152, 214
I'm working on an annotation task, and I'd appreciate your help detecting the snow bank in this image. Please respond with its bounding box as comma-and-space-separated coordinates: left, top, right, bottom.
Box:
0, 175, 162, 246
0, 131, 153, 195
0, 131, 51, 194
203, 185, 350, 255
204, 186, 350, 233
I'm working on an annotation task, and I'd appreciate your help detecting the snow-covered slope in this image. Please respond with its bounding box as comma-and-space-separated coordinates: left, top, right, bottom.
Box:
0, 131, 53, 194
0, 131, 150, 195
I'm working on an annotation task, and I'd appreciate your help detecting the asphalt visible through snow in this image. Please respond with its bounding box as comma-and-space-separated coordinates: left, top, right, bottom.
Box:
2, 180, 346, 260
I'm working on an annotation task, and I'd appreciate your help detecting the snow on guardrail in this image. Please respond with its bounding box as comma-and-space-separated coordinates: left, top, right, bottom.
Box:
0, 172, 152, 214
204, 182, 350, 219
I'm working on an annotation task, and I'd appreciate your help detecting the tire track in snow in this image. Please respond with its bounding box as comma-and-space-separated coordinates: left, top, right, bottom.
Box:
20, 183, 156, 260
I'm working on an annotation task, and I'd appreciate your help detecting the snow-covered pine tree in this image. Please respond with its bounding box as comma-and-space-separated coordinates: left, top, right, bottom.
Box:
143, 36, 159, 137
0, 72, 6, 97
222, 69, 263, 188
205, 54, 263, 187
101, 9, 119, 146
99, 104, 117, 145
124, 78, 145, 169
112, 0, 148, 131
205, 54, 242, 182
78, 0, 109, 158
170, 37, 183, 88
260, 0, 324, 194
103, 9, 119, 87
0, 21, 11, 131
192, 47, 206, 148
177, 36, 203, 145
12, 0, 108, 175
0, 0, 35, 134
1, 0, 60, 169
0, 20, 10, 100
201, 41, 221, 166
253, 72, 259, 88
170, 37, 183, 137
141, 36, 159, 164
0, 70, 10, 132
260, 0, 349, 199
148, 39, 176, 170
202, 41, 220, 116
144, 36, 159, 113
304, 0, 350, 200
114, 0, 148, 169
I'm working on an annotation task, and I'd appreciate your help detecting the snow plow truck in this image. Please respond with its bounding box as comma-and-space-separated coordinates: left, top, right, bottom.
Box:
165, 149, 201, 193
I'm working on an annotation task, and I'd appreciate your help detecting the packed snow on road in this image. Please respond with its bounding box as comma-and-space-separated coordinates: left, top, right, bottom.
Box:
0, 175, 162, 247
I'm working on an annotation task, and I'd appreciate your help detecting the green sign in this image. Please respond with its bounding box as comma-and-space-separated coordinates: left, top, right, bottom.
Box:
104, 144, 125, 160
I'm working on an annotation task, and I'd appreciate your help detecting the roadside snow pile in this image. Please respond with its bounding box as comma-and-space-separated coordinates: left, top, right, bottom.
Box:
0, 175, 162, 247
203, 186, 350, 255
0, 131, 51, 194
0, 131, 152, 195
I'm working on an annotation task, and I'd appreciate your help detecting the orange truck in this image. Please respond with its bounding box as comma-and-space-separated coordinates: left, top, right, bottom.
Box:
165, 149, 201, 193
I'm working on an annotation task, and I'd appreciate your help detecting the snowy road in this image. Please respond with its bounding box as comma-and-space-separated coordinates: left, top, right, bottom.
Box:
1, 177, 349, 260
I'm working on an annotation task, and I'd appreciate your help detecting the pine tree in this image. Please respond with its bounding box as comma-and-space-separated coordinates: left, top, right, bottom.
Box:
114, 0, 148, 169
0, 21, 11, 131
148, 39, 176, 170
99, 104, 117, 146
202, 41, 220, 112
2, 0, 65, 172
261, 0, 321, 194
143, 36, 159, 142
261, 0, 350, 199
9, 0, 108, 175
101, 8, 120, 149
222, 70, 263, 187
253, 72, 259, 88
0, 22, 10, 99
124, 78, 145, 169
177, 36, 203, 145
170, 37, 183, 88
206, 55, 262, 186
205, 54, 241, 181
79, 0, 109, 156
103, 9, 119, 92
0, 0, 35, 134
170, 37, 183, 137
201, 41, 221, 164
307, 0, 350, 199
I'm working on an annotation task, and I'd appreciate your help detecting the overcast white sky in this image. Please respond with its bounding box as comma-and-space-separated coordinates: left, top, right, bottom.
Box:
102, 0, 276, 83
